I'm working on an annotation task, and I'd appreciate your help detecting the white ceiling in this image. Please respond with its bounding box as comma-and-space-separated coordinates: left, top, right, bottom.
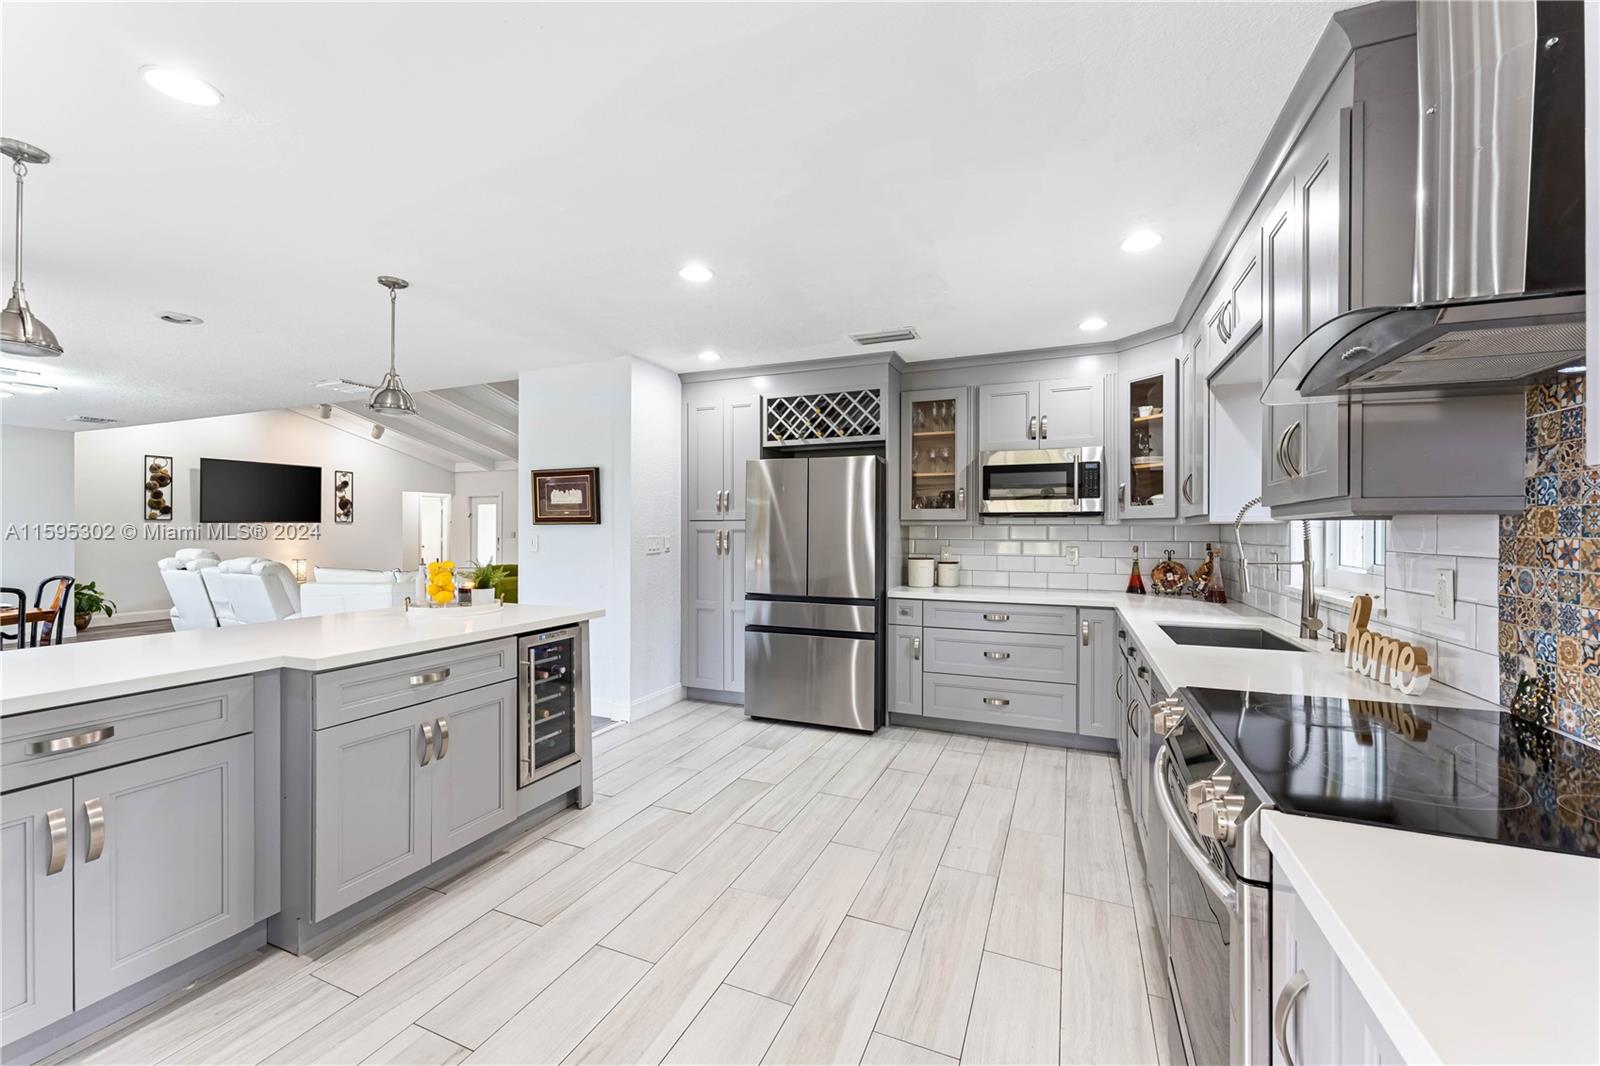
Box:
1, 1, 1351, 431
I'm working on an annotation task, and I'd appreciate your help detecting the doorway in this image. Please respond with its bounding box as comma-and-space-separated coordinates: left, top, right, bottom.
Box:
469, 494, 502, 565
404, 491, 451, 565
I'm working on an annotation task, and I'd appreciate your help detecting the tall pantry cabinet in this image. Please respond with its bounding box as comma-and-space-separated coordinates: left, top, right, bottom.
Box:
683, 394, 760, 697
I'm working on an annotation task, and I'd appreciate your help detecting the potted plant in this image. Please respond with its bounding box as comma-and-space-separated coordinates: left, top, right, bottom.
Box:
470, 563, 506, 604
74, 581, 117, 632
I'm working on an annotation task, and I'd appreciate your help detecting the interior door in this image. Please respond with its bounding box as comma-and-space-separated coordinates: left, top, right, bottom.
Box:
430, 681, 516, 860
468, 495, 502, 565
745, 459, 807, 597
74, 736, 255, 1006
1037, 378, 1104, 449
1, 780, 73, 1042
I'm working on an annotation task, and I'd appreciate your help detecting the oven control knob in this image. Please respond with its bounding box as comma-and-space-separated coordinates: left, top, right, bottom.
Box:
1196, 794, 1246, 845
1185, 772, 1233, 814
1150, 700, 1185, 737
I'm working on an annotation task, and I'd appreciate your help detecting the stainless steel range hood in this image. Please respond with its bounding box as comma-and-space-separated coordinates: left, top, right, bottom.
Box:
1265, 0, 1586, 405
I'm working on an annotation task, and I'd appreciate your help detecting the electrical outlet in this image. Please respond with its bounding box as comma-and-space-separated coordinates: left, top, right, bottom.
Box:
1067, 546, 1081, 566
663, 534, 671, 554
1434, 568, 1456, 619
644, 536, 664, 556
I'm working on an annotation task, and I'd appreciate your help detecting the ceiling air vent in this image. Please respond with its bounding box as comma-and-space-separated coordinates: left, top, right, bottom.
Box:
68, 415, 118, 424
312, 378, 373, 395
849, 326, 918, 346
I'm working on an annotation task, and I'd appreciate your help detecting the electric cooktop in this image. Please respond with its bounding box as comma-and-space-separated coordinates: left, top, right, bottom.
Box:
1183, 688, 1600, 859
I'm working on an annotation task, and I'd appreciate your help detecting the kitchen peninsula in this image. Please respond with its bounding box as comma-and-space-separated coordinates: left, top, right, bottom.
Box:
0, 602, 601, 1063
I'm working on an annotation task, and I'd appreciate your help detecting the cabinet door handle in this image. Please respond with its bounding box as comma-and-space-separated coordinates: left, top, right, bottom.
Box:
83, 798, 105, 863
411, 668, 451, 686
1081, 619, 1090, 647
911, 635, 922, 661
46, 807, 68, 876
1028, 415, 1038, 440
1118, 483, 1127, 506
420, 721, 435, 766
27, 725, 115, 756
1115, 672, 1124, 701
982, 697, 1010, 707
1284, 421, 1303, 477
1138, 666, 1148, 680
435, 717, 449, 760
956, 486, 965, 507
1182, 473, 1194, 504
1040, 414, 1049, 440
983, 650, 1011, 661
982, 613, 1010, 622
1273, 969, 1311, 1066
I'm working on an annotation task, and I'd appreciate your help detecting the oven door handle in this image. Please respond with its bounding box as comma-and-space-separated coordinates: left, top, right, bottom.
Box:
1153, 745, 1237, 913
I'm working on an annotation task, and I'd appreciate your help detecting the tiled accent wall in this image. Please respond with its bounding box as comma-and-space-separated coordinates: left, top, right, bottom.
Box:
1501, 373, 1599, 745
907, 510, 1503, 704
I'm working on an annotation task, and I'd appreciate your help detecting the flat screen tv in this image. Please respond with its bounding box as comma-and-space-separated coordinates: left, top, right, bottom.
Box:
199, 458, 322, 522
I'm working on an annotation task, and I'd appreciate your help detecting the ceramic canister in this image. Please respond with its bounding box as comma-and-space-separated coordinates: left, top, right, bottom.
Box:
907, 556, 936, 588
936, 560, 960, 587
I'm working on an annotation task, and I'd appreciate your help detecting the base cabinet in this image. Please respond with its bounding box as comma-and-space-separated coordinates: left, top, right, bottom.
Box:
684, 523, 746, 696
313, 681, 514, 921
1, 781, 74, 1040
888, 625, 924, 717
1076, 609, 1119, 739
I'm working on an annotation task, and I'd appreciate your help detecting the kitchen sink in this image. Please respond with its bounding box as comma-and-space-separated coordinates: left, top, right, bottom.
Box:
1159, 624, 1306, 652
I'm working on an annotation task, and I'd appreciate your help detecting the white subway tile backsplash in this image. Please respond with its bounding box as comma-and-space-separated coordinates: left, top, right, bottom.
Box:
1434, 515, 1499, 559
1022, 541, 1061, 556
995, 556, 1035, 572
993, 541, 1022, 556
1008, 572, 1048, 588
1455, 555, 1498, 605
1473, 604, 1500, 655
1047, 573, 1090, 590
970, 571, 1008, 587
1387, 515, 1438, 554
1385, 588, 1477, 648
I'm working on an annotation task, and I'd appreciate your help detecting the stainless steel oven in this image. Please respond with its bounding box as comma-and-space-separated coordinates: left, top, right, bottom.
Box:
517, 625, 589, 787
979, 446, 1103, 514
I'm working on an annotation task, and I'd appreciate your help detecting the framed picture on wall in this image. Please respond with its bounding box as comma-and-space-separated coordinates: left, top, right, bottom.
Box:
144, 455, 173, 521
532, 467, 600, 524
334, 470, 354, 523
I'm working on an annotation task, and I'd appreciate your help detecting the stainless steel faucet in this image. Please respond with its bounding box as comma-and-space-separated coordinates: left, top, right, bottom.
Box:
1232, 497, 1322, 641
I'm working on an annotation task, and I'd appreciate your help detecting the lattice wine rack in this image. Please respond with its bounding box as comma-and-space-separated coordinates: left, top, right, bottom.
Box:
762, 389, 883, 446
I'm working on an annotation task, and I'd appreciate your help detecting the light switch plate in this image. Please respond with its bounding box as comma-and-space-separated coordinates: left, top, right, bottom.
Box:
1434, 568, 1455, 619
1067, 546, 1081, 566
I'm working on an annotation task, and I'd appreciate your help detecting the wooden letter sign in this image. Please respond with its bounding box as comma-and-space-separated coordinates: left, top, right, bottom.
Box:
1344, 595, 1432, 695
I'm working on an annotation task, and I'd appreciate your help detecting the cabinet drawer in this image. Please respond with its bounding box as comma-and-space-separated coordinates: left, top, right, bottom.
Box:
890, 600, 924, 625
923, 673, 1076, 734
921, 600, 1075, 636
1, 677, 254, 792
313, 637, 516, 729
922, 628, 1076, 685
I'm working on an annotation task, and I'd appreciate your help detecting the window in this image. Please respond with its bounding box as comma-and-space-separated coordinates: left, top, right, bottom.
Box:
1320, 519, 1387, 597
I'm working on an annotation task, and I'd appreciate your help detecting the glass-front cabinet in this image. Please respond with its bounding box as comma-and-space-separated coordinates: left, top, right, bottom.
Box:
1117, 360, 1178, 519
900, 387, 971, 522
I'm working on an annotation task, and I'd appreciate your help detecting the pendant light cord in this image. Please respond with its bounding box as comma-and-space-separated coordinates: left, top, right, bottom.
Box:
388, 285, 398, 374
12, 161, 25, 290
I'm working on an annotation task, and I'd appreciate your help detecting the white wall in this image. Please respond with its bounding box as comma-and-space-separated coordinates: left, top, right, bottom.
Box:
518, 356, 680, 721
450, 469, 518, 566
0, 424, 77, 597
75, 410, 455, 615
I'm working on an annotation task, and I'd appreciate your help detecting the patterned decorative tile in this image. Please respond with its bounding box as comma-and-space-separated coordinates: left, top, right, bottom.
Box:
1560, 407, 1585, 440
1558, 507, 1583, 536
1556, 571, 1582, 603
1558, 604, 1581, 636
1532, 474, 1559, 504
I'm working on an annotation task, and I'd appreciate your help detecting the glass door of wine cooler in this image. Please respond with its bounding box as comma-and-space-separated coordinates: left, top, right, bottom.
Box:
519, 627, 584, 787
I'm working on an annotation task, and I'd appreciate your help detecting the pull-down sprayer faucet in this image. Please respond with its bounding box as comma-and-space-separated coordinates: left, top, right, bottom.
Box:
1232, 496, 1322, 641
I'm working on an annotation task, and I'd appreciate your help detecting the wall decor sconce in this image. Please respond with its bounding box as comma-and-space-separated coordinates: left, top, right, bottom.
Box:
334, 470, 353, 524
144, 455, 173, 521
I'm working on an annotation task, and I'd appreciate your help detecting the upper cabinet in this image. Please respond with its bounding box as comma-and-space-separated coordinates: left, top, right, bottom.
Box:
977, 377, 1103, 453
1205, 241, 1263, 377
686, 394, 760, 522
1178, 336, 1208, 520
901, 387, 972, 522
1116, 360, 1178, 520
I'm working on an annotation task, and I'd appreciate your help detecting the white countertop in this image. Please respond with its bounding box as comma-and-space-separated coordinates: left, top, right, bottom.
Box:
890, 586, 1497, 710
0, 603, 604, 716
1263, 811, 1600, 1065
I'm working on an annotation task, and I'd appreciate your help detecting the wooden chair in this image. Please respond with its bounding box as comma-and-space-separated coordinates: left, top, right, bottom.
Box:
0, 587, 24, 650
31, 575, 74, 647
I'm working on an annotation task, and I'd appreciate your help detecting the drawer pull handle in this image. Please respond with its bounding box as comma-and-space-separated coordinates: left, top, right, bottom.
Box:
982, 697, 1010, 707
983, 651, 1011, 661
46, 808, 67, 875
435, 717, 449, 760
28, 725, 115, 756
410, 668, 451, 686
982, 613, 1010, 622
83, 798, 105, 863
420, 721, 435, 766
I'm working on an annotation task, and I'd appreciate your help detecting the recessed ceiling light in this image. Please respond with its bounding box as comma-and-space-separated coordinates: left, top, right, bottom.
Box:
140, 66, 222, 106
1557, 364, 1584, 373
1120, 230, 1162, 253
158, 311, 204, 325
698, 350, 721, 363
678, 262, 714, 284
1079, 317, 1108, 332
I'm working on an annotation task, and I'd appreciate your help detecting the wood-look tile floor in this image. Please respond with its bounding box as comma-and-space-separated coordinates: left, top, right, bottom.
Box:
52, 701, 1176, 1066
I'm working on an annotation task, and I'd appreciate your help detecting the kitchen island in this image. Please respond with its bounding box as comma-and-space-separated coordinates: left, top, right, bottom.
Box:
0, 602, 602, 1063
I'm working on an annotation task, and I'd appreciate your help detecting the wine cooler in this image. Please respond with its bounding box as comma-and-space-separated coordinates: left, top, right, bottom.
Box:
517, 625, 589, 788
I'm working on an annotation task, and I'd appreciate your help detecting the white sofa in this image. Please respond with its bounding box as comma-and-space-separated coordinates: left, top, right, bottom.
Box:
157, 549, 223, 630
199, 557, 303, 625
299, 567, 417, 617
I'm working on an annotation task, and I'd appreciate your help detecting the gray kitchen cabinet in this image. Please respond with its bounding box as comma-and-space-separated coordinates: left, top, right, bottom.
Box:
977, 381, 1040, 452
683, 522, 744, 695
1037, 377, 1105, 448
901, 387, 972, 522
888, 625, 923, 717
1272, 877, 1344, 1066
73, 734, 256, 1007
1206, 239, 1263, 373
1075, 609, 1118, 740
1116, 359, 1179, 519
312, 704, 432, 920
1178, 338, 1208, 520
429, 683, 517, 861
923, 673, 1076, 734
1, 780, 73, 1042
922, 628, 1076, 686
687, 394, 760, 521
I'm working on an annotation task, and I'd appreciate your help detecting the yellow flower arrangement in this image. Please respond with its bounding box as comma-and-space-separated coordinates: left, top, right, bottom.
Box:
426, 561, 455, 606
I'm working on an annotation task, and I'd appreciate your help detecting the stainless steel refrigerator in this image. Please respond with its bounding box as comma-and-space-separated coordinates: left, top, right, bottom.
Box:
744, 455, 884, 732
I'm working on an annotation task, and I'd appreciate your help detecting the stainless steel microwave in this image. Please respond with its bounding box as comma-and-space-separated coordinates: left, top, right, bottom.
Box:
979, 446, 1103, 515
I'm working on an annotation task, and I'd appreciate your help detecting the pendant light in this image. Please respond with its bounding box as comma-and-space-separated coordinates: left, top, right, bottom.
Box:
367, 275, 416, 414
0, 139, 63, 357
